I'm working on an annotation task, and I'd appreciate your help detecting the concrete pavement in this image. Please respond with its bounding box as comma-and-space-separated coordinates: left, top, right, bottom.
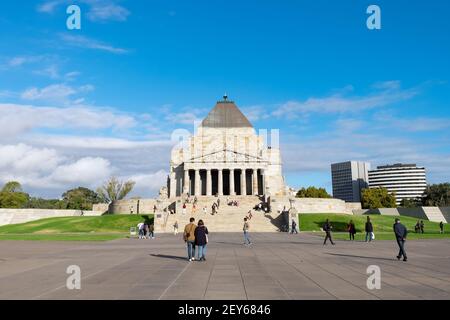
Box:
0, 233, 449, 300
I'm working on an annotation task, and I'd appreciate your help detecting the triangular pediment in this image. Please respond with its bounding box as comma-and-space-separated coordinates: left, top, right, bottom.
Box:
188, 149, 262, 163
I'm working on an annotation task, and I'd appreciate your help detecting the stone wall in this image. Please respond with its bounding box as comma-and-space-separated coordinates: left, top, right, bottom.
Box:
353, 207, 449, 223
108, 199, 159, 214
271, 197, 361, 215
0, 209, 104, 226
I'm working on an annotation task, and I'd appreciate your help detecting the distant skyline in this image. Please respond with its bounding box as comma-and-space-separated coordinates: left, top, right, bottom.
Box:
1, 0, 449, 198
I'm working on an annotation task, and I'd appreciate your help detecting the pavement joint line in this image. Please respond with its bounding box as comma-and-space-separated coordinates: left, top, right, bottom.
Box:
279, 246, 382, 300
265, 245, 339, 299
31, 254, 140, 300
234, 247, 248, 300
157, 257, 192, 300
252, 246, 293, 300
305, 243, 450, 298
202, 249, 219, 299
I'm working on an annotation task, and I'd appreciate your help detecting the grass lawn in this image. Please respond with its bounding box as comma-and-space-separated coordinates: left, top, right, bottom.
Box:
299, 213, 449, 241
0, 214, 154, 241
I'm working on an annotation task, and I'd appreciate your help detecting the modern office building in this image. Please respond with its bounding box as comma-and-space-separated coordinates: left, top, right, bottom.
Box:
368, 163, 427, 205
331, 161, 370, 202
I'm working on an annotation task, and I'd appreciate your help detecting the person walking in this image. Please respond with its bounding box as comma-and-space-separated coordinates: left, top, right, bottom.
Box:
149, 223, 155, 239
203, 206, 207, 215
243, 217, 252, 246
365, 216, 374, 242
291, 219, 298, 234
173, 221, 179, 235
217, 198, 220, 209
420, 220, 425, 234
144, 223, 150, 239
347, 220, 356, 241
394, 218, 408, 261
194, 219, 209, 261
323, 219, 335, 245
440, 221, 444, 234
182, 203, 187, 216
137, 222, 145, 239
184, 217, 197, 261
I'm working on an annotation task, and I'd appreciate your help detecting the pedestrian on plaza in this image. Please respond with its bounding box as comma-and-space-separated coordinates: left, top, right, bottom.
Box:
243, 217, 252, 246
365, 216, 374, 242
415, 220, 420, 233
248, 210, 253, 220
217, 198, 220, 208
149, 223, 155, 239
144, 223, 150, 239
182, 203, 187, 215
194, 219, 209, 261
347, 220, 356, 241
440, 221, 444, 234
137, 222, 145, 239
393, 218, 408, 262
184, 217, 197, 261
291, 219, 298, 234
191, 203, 197, 214
420, 220, 425, 234
173, 221, 179, 235
323, 219, 335, 245
203, 206, 207, 215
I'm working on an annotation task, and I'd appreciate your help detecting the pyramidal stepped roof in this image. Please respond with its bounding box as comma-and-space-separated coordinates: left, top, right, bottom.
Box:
201, 95, 253, 128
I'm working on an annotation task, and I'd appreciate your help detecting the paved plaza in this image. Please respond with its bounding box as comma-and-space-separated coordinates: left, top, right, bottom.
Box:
0, 233, 449, 300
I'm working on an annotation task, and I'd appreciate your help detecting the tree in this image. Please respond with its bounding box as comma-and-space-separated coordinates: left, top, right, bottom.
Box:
423, 183, 450, 207
400, 198, 420, 208
1, 181, 23, 193
361, 187, 396, 209
62, 187, 102, 210
96, 177, 136, 203
0, 181, 29, 208
296, 186, 331, 198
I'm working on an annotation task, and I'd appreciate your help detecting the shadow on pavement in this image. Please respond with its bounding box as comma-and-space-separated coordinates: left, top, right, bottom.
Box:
326, 253, 395, 261
150, 254, 187, 261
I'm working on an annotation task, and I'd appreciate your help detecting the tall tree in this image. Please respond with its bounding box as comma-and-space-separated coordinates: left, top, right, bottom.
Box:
0, 181, 29, 208
361, 187, 397, 209
62, 187, 102, 210
423, 183, 450, 207
1, 181, 23, 193
96, 177, 136, 203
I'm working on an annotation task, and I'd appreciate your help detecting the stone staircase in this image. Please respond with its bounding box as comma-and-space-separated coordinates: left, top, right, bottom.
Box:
156, 196, 283, 233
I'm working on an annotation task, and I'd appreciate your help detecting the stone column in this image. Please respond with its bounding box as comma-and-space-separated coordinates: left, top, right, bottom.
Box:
169, 172, 176, 198
194, 170, 200, 196
218, 169, 223, 196
252, 168, 259, 195
241, 168, 246, 196
183, 169, 190, 194
229, 169, 235, 195
206, 169, 212, 196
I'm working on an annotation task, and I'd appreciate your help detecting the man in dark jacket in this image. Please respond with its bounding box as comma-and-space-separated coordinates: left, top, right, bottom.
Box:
393, 218, 408, 261
323, 219, 335, 245
365, 216, 374, 242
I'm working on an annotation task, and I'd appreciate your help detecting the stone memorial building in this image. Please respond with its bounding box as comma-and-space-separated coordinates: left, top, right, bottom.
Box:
168, 95, 285, 199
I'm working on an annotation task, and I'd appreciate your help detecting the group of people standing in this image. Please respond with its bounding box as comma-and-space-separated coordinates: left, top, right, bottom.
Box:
137, 221, 155, 239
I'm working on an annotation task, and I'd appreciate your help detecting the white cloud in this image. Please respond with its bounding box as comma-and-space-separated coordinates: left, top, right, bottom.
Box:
273, 81, 418, 117
21, 84, 77, 102
0, 103, 136, 138
50, 157, 112, 185
60, 34, 129, 54
37, 0, 62, 13
86, 2, 130, 22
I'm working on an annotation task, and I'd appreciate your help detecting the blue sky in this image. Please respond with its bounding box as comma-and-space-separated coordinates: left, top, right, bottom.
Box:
0, 0, 449, 198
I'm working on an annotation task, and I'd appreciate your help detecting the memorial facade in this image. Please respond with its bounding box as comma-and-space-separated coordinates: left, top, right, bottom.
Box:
168, 96, 285, 198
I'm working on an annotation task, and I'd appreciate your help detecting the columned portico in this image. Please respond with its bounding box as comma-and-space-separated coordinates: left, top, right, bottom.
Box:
241, 169, 247, 195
